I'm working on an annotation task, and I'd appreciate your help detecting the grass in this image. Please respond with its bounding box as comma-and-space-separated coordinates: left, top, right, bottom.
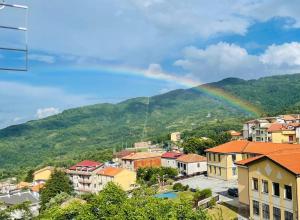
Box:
175, 191, 194, 201
208, 203, 238, 220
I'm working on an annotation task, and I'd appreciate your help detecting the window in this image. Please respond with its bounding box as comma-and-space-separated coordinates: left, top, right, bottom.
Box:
273, 182, 280, 197
218, 154, 221, 162
273, 207, 281, 220
213, 154, 216, 161
253, 200, 259, 216
214, 166, 216, 174
284, 185, 292, 200
219, 167, 221, 176
183, 164, 186, 170
253, 178, 258, 191
284, 211, 293, 220
262, 203, 269, 219
177, 163, 180, 168
289, 135, 293, 142
208, 153, 211, 161
232, 154, 236, 161
262, 180, 268, 193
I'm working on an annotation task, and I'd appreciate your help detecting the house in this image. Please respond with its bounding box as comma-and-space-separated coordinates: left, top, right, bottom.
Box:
206, 140, 300, 180
236, 148, 300, 220
113, 150, 135, 163
0, 190, 40, 218
176, 154, 207, 176
33, 166, 54, 183
121, 152, 162, 171
267, 123, 298, 144
134, 141, 152, 149
97, 167, 136, 191
161, 152, 182, 169
66, 160, 104, 194
170, 132, 181, 142
228, 130, 242, 140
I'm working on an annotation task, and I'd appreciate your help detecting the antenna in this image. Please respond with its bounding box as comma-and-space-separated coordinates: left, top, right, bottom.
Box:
0, 1, 28, 71
141, 96, 150, 141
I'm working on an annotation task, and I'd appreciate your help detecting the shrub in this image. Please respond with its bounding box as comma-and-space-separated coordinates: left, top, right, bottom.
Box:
166, 179, 174, 185
172, 183, 189, 191
209, 197, 216, 208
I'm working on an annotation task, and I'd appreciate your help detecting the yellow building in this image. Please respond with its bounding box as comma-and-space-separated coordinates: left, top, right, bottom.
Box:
206, 140, 300, 181
236, 148, 300, 220
33, 166, 54, 183
267, 123, 297, 144
97, 167, 136, 191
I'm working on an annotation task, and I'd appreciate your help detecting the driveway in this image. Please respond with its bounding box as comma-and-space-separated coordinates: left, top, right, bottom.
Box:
175, 175, 238, 203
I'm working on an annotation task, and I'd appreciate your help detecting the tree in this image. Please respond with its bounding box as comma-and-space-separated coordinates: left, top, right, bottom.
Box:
183, 137, 215, 154
24, 169, 34, 182
40, 169, 73, 210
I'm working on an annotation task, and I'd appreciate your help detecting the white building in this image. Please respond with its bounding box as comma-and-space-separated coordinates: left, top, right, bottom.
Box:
176, 154, 207, 176
170, 132, 181, 142
161, 152, 182, 169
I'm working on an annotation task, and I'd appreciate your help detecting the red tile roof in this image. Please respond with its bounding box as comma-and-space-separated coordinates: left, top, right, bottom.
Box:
97, 167, 124, 177
113, 150, 135, 158
176, 154, 206, 163
69, 160, 103, 170
235, 148, 300, 175
267, 123, 285, 132
161, 152, 182, 159
205, 140, 300, 155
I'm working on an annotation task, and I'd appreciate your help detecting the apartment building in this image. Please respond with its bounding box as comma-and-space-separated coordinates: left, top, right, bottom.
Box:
33, 166, 54, 184
236, 148, 300, 220
66, 160, 104, 194
176, 154, 207, 176
97, 167, 136, 191
161, 152, 182, 169
267, 123, 299, 144
121, 152, 162, 171
206, 140, 300, 180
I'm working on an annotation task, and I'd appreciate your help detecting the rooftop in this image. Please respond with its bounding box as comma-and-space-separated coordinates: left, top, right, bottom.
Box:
176, 154, 207, 163
97, 167, 125, 177
122, 152, 163, 160
0, 191, 39, 206
113, 150, 135, 158
69, 160, 103, 172
161, 152, 182, 159
236, 148, 300, 175
205, 140, 300, 155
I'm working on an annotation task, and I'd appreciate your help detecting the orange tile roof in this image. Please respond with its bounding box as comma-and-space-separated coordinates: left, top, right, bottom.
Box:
228, 130, 242, 136
283, 115, 296, 121
205, 140, 300, 155
122, 152, 163, 160
267, 123, 285, 132
31, 183, 45, 192
97, 167, 124, 177
235, 148, 300, 175
176, 154, 206, 163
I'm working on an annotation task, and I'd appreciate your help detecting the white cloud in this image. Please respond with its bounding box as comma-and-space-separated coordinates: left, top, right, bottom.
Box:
260, 42, 300, 66
174, 42, 300, 82
1, 0, 299, 66
29, 54, 56, 64
36, 107, 60, 119
0, 81, 98, 128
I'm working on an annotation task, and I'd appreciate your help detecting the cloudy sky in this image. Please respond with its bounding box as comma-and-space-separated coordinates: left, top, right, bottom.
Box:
0, 0, 300, 128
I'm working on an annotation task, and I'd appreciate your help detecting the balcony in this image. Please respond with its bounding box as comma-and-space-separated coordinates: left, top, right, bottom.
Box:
78, 178, 92, 184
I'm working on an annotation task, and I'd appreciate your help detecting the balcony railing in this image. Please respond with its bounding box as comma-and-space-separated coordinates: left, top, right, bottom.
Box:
78, 178, 92, 184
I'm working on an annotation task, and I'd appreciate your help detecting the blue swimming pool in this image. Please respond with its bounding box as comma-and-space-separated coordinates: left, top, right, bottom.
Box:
155, 192, 177, 199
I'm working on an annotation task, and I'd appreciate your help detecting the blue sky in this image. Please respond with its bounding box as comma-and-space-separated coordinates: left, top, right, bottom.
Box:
1, 0, 300, 128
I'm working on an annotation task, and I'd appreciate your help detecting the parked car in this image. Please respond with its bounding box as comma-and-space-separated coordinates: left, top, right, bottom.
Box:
227, 187, 238, 197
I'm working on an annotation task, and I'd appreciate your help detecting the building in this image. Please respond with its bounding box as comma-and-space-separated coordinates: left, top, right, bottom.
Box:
170, 132, 181, 142
121, 152, 162, 171
161, 152, 182, 169
66, 160, 104, 194
97, 167, 136, 191
206, 140, 300, 180
134, 141, 152, 149
176, 154, 207, 176
33, 166, 54, 183
267, 123, 298, 144
113, 150, 135, 163
228, 130, 242, 140
236, 148, 300, 220
0, 190, 40, 218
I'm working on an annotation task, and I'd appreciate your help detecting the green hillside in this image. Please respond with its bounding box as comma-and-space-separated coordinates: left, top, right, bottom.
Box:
1, 73, 300, 179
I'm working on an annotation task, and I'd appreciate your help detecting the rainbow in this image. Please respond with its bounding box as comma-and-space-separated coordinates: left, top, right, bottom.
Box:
78, 65, 263, 116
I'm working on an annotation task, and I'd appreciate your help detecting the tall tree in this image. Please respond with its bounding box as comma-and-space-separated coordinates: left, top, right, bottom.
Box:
24, 169, 34, 182
40, 169, 73, 210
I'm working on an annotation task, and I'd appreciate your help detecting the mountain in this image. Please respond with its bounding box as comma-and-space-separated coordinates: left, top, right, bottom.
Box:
1, 73, 300, 179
